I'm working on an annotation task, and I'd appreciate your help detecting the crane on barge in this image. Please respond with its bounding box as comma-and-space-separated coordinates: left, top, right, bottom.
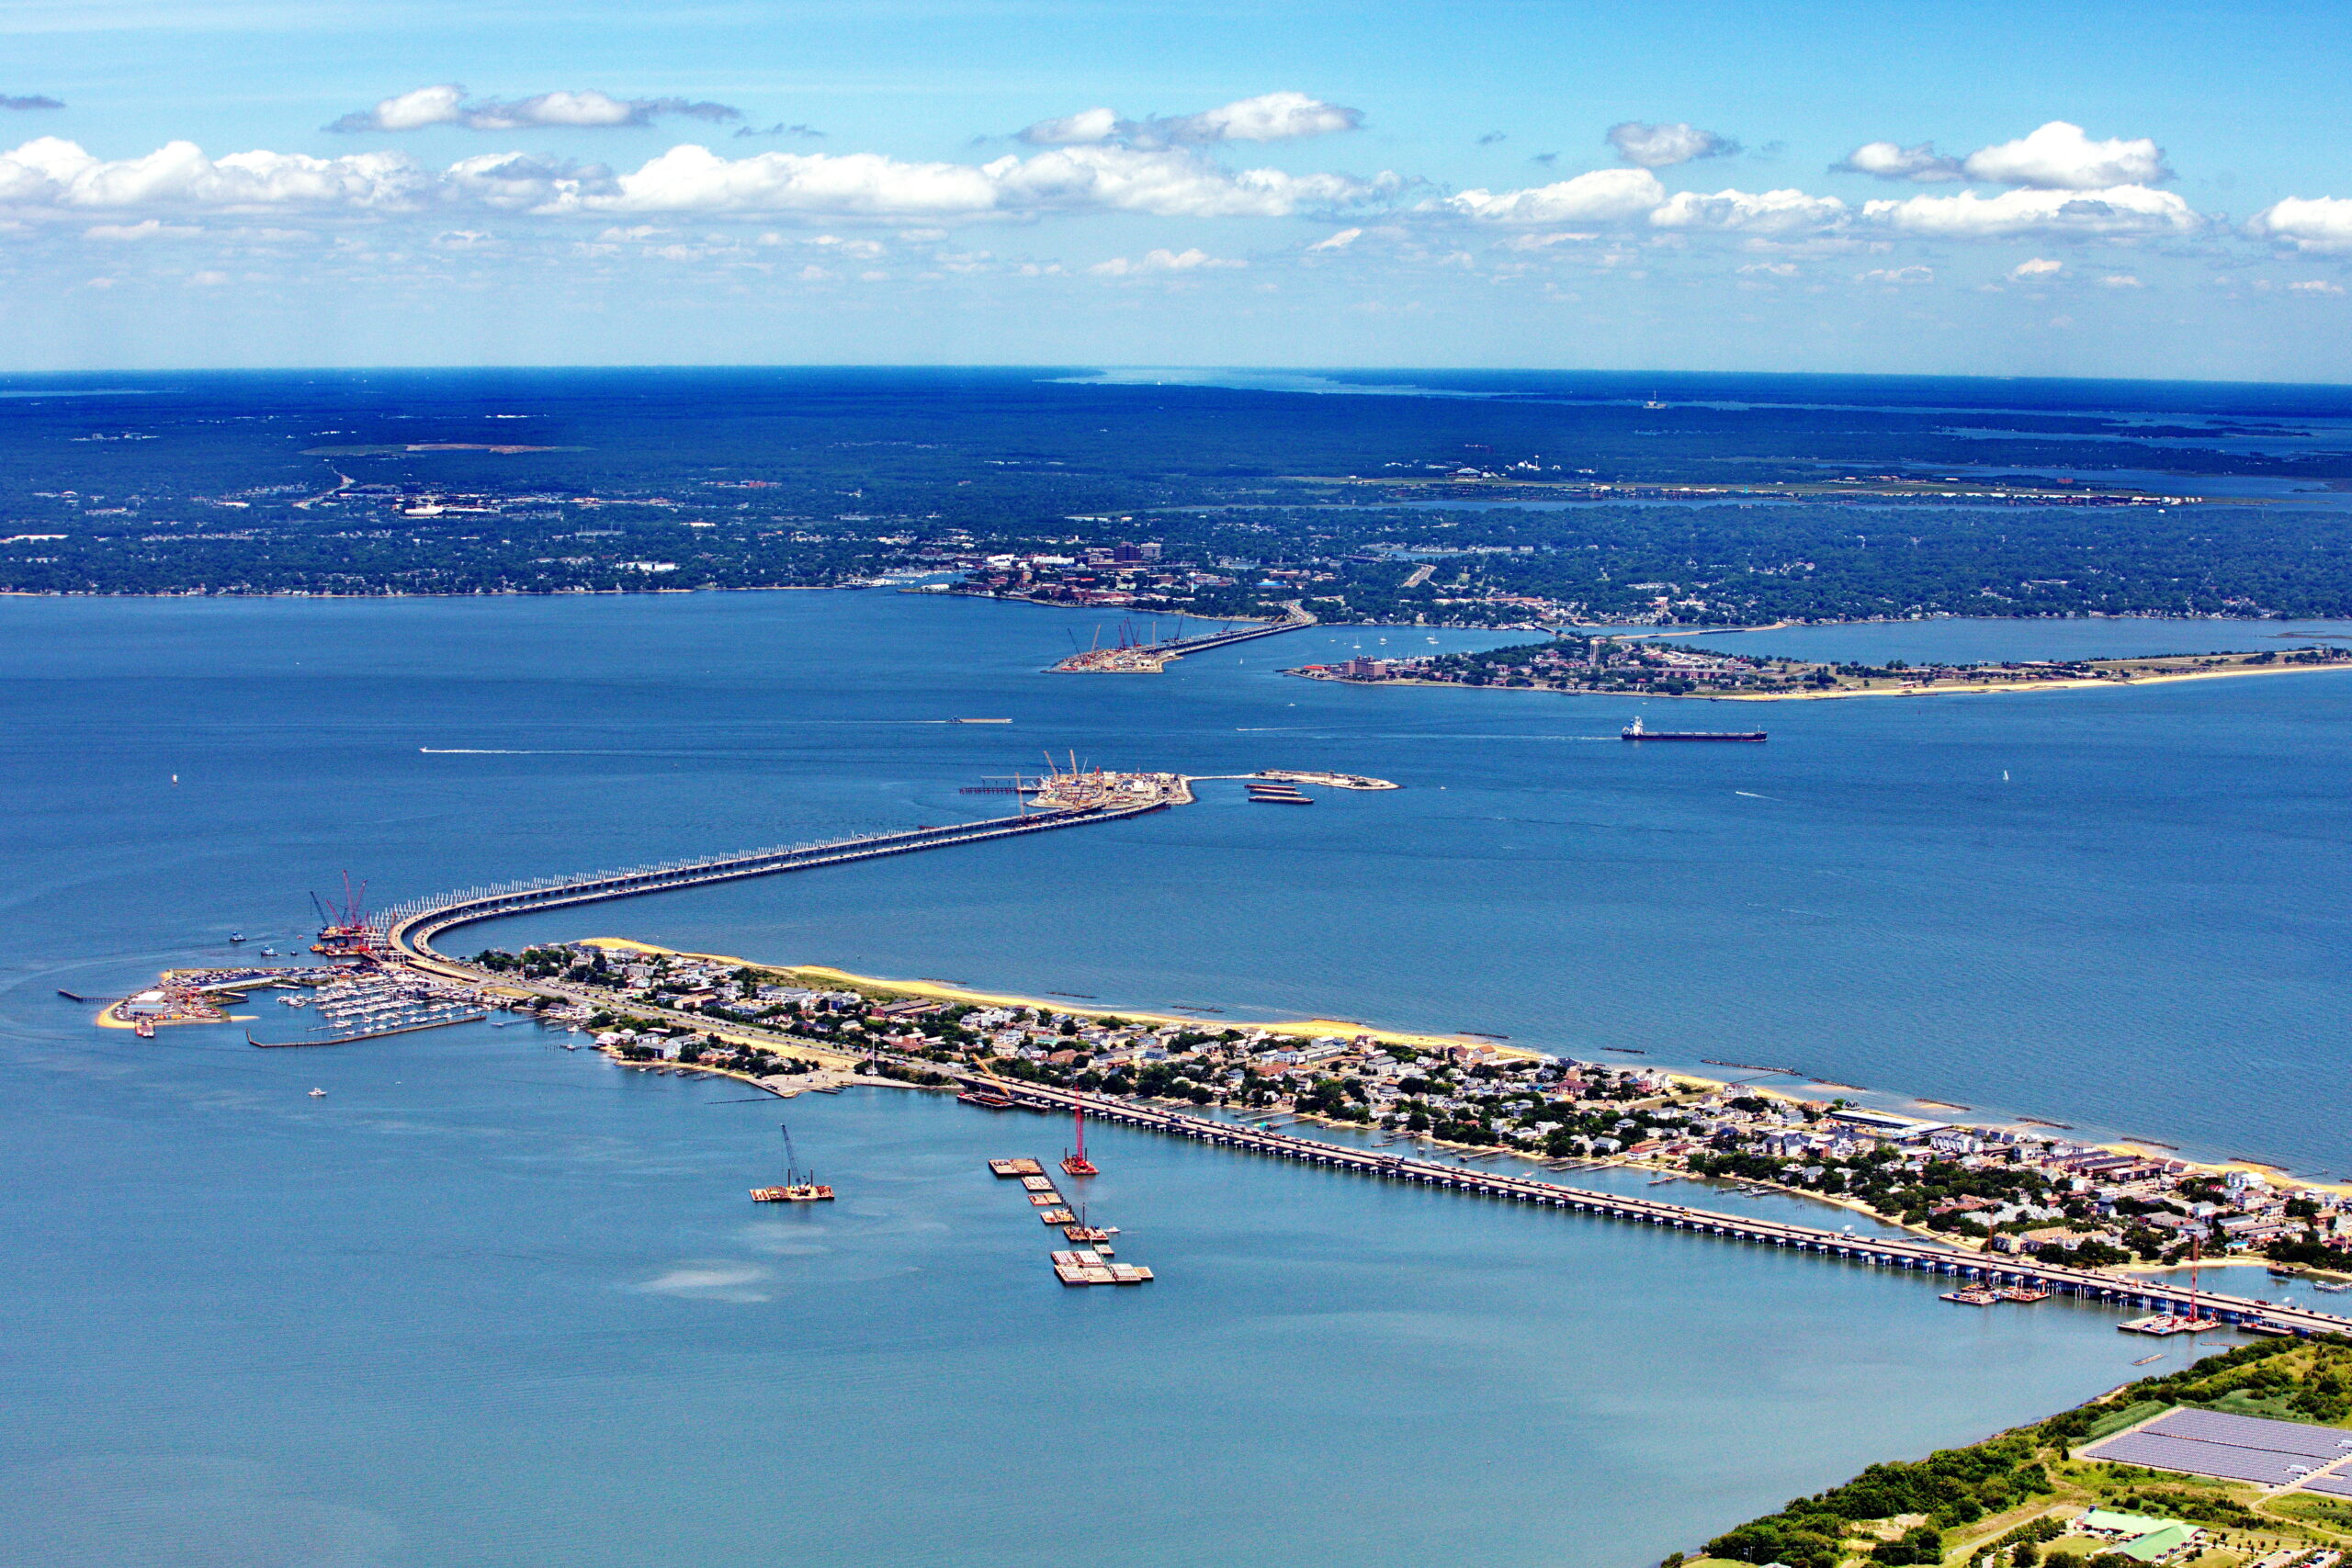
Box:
752, 1122, 835, 1202
310, 874, 379, 957
1061, 1094, 1099, 1178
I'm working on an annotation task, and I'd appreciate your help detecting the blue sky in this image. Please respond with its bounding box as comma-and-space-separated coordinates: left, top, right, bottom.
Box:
6, 0, 2352, 377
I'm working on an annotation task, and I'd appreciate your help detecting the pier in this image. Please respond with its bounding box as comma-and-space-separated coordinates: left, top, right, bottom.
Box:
381, 800, 1169, 965
978, 1083, 2352, 1340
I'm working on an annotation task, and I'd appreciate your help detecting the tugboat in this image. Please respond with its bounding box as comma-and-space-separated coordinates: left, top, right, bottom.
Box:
750, 1122, 834, 1202
229, 931, 246, 944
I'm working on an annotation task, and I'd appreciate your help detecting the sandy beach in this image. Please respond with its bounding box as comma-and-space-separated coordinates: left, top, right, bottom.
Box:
1718, 658, 2352, 702
561, 938, 2351, 1213
579, 938, 1534, 1057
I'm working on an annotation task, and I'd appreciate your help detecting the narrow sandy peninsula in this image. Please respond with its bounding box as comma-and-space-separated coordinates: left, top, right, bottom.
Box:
1288, 634, 2352, 703
491, 935, 2351, 1275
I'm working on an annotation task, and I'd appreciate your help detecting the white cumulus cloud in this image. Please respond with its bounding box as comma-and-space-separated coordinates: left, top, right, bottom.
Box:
2009, 256, 2064, 280
2247, 197, 2352, 254
1018, 107, 1122, 146
1163, 91, 1361, 143
0, 136, 428, 211
1858, 265, 1934, 284
329, 85, 741, 134
1307, 226, 1362, 250
1441, 172, 1842, 236
1442, 167, 1665, 224
1089, 246, 1245, 276
1606, 121, 1739, 168
1961, 121, 2171, 190
1019, 91, 1360, 149
1863, 184, 2202, 239
1836, 141, 1964, 183
1649, 186, 1847, 234
83, 218, 200, 240
553, 142, 1396, 221
0, 135, 1396, 226
0, 135, 1400, 224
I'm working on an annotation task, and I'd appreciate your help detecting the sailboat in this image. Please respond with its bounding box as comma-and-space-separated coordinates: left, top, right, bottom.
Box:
1061, 1094, 1099, 1178
751, 1122, 834, 1202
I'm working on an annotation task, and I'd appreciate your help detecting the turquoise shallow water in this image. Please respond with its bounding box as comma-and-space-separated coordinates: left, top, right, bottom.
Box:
2, 593, 2346, 1567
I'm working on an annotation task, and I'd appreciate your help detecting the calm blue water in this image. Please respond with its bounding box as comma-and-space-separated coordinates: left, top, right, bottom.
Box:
4, 591, 2346, 1567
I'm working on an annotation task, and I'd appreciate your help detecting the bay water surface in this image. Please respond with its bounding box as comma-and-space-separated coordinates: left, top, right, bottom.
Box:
4, 592, 2346, 1567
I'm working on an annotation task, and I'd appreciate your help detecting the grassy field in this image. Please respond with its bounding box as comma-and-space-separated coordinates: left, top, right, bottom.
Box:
1679, 1338, 2352, 1568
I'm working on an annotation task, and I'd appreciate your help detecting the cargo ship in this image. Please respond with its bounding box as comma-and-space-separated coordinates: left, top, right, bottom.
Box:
1622, 716, 1766, 742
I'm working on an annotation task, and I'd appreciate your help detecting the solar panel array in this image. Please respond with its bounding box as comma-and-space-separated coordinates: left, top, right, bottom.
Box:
2302, 1469, 2352, 1499
2083, 1431, 2315, 1485
2145, 1406, 2352, 1458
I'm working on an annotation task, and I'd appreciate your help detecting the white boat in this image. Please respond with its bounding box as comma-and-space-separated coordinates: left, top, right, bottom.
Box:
308, 1088, 326, 1098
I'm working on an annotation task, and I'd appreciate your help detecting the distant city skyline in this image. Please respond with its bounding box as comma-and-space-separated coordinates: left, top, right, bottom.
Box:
5, 0, 2350, 378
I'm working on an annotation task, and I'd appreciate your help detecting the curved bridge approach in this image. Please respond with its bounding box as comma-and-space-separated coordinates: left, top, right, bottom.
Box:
379, 803, 1163, 967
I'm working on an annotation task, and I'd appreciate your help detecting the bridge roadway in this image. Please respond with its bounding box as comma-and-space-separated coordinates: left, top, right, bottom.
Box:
1154, 604, 1317, 657
992, 1081, 2352, 1339
381, 802, 1164, 964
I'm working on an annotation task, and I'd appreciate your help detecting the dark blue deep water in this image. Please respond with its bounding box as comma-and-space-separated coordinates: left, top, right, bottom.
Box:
4, 584, 2349, 1566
